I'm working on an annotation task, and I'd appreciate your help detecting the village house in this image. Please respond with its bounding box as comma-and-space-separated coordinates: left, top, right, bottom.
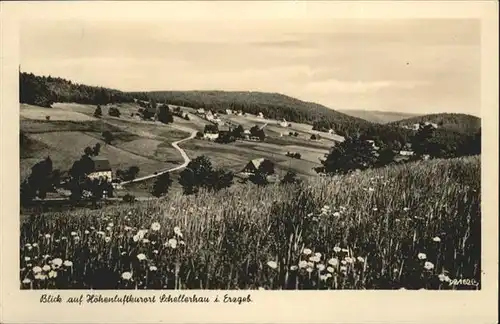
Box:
196, 108, 205, 115
203, 133, 219, 140
278, 119, 288, 127
257, 112, 264, 118
241, 158, 270, 174
217, 125, 232, 136
225, 109, 233, 115
88, 157, 112, 182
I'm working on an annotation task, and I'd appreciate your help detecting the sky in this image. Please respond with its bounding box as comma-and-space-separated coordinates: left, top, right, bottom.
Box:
20, 17, 481, 116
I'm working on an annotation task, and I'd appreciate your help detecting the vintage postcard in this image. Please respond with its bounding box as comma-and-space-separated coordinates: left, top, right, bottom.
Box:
0, 1, 498, 323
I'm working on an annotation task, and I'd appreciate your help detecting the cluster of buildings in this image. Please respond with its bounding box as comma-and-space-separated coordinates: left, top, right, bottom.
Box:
402, 122, 439, 131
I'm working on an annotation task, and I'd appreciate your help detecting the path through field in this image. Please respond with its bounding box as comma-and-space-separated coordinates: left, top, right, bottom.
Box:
120, 127, 197, 185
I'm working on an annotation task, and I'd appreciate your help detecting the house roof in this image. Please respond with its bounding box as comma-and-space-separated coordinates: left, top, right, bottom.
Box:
246, 158, 266, 170
91, 157, 112, 172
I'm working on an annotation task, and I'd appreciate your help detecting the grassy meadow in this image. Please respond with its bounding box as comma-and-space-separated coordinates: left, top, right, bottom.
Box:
20, 156, 480, 290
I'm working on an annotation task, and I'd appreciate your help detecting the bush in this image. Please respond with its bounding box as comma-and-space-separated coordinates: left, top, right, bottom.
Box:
108, 107, 121, 117
93, 105, 102, 118
102, 131, 113, 144
179, 156, 233, 194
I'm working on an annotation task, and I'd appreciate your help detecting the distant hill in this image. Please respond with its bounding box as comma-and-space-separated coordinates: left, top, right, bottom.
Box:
338, 110, 421, 124
388, 113, 481, 134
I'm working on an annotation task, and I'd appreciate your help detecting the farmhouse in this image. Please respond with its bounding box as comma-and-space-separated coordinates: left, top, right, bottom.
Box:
196, 108, 205, 115
257, 112, 264, 119
241, 158, 270, 174
279, 119, 288, 127
218, 125, 232, 136
88, 157, 112, 182
226, 109, 233, 115
203, 133, 219, 140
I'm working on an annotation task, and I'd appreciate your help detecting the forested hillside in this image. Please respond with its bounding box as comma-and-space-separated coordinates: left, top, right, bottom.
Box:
388, 113, 481, 134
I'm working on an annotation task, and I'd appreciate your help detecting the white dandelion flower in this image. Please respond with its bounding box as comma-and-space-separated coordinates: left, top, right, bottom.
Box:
320, 274, 329, 281
168, 238, 177, 249
307, 261, 314, 268
151, 222, 161, 231
142, 239, 150, 244
108, 222, 114, 227
32, 266, 42, 274
267, 261, 278, 269
403, 207, 409, 212
424, 261, 434, 270
42, 265, 51, 272
48, 270, 57, 278
340, 266, 348, 272
438, 273, 451, 282
298, 260, 308, 268
133, 235, 140, 242
327, 266, 334, 273
328, 258, 339, 266
149, 266, 158, 271
433, 236, 441, 242
316, 264, 326, 271
24, 256, 31, 262
341, 260, 347, 265
136, 253, 147, 261
63, 260, 73, 267
105, 237, 111, 243
22, 278, 31, 284
306, 267, 314, 273
153, 249, 159, 254
70, 231, 77, 236
173, 226, 183, 237
314, 252, 322, 258
309, 256, 321, 263
333, 246, 341, 253
302, 248, 312, 255
84, 230, 90, 235
290, 265, 298, 271
344, 257, 354, 264
357, 256, 365, 263
333, 212, 341, 217
51, 258, 63, 268
106, 227, 112, 232
121, 272, 132, 280
417, 253, 427, 260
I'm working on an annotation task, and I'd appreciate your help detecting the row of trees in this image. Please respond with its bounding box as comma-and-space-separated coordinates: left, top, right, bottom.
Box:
316, 123, 481, 175
20, 72, 137, 107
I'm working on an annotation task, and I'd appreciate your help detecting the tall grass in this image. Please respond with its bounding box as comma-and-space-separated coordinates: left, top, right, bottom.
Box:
20, 156, 481, 290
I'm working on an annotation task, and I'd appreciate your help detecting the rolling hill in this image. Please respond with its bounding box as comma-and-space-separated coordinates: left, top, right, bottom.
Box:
338, 110, 421, 124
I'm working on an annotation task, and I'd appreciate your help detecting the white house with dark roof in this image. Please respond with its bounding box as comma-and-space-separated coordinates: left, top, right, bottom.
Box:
88, 157, 112, 182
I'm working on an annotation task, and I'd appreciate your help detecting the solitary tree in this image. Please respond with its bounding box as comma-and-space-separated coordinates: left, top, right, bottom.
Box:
102, 131, 114, 144
93, 105, 102, 118
151, 172, 173, 197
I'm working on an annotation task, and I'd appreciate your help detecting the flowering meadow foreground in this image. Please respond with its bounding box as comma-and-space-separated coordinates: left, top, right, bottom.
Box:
20, 156, 480, 290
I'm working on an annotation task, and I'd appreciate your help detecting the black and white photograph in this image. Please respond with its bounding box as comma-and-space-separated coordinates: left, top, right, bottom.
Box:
11, 3, 487, 293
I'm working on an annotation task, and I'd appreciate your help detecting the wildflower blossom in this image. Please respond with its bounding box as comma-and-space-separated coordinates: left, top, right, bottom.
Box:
306, 267, 314, 273
142, 239, 150, 244
328, 258, 339, 266
151, 222, 161, 231
97, 231, 105, 236
314, 252, 322, 258
42, 265, 51, 272
44, 234, 51, 239
63, 260, 73, 267
267, 261, 278, 269
48, 271, 57, 278
71, 231, 77, 236
290, 265, 298, 271
174, 226, 183, 237
124, 226, 132, 231
333, 247, 341, 253
105, 237, 111, 243
108, 222, 114, 228
309, 255, 321, 263
433, 236, 441, 242
25, 243, 32, 248
168, 238, 178, 249
32, 266, 42, 274
438, 273, 451, 282
22, 278, 31, 284
106, 227, 112, 232
137, 229, 148, 239
298, 260, 308, 268
35, 273, 47, 280
319, 274, 329, 281
326, 273, 333, 278
136, 254, 147, 261
316, 264, 326, 271
24, 257, 31, 262
403, 207, 409, 212
333, 212, 341, 217
341, 248, 349, 253
307, 261, 314, 268
84, 230, 90, 235
149, 266, 158, 271
121, 272, 132, 280
341, 260, 347, 265
327, 266, 334, 273
373, 207, 378, 211
417, 253, 427, 260
133, 235, 140, 242
51, 258, 63, 268
424, 261, 434, 270
340, 266, 348, 272
344, 257, 354, 264
302, 248, 312, 255
153, 250, 158, 254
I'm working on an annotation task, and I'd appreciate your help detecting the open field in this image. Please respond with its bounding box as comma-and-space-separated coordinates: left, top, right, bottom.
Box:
338, 109, 420, 124
20, 104, 98, 121
19, 156, 480, 289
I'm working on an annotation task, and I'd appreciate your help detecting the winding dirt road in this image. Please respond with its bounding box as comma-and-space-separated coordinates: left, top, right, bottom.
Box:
119, 128, 197, 185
